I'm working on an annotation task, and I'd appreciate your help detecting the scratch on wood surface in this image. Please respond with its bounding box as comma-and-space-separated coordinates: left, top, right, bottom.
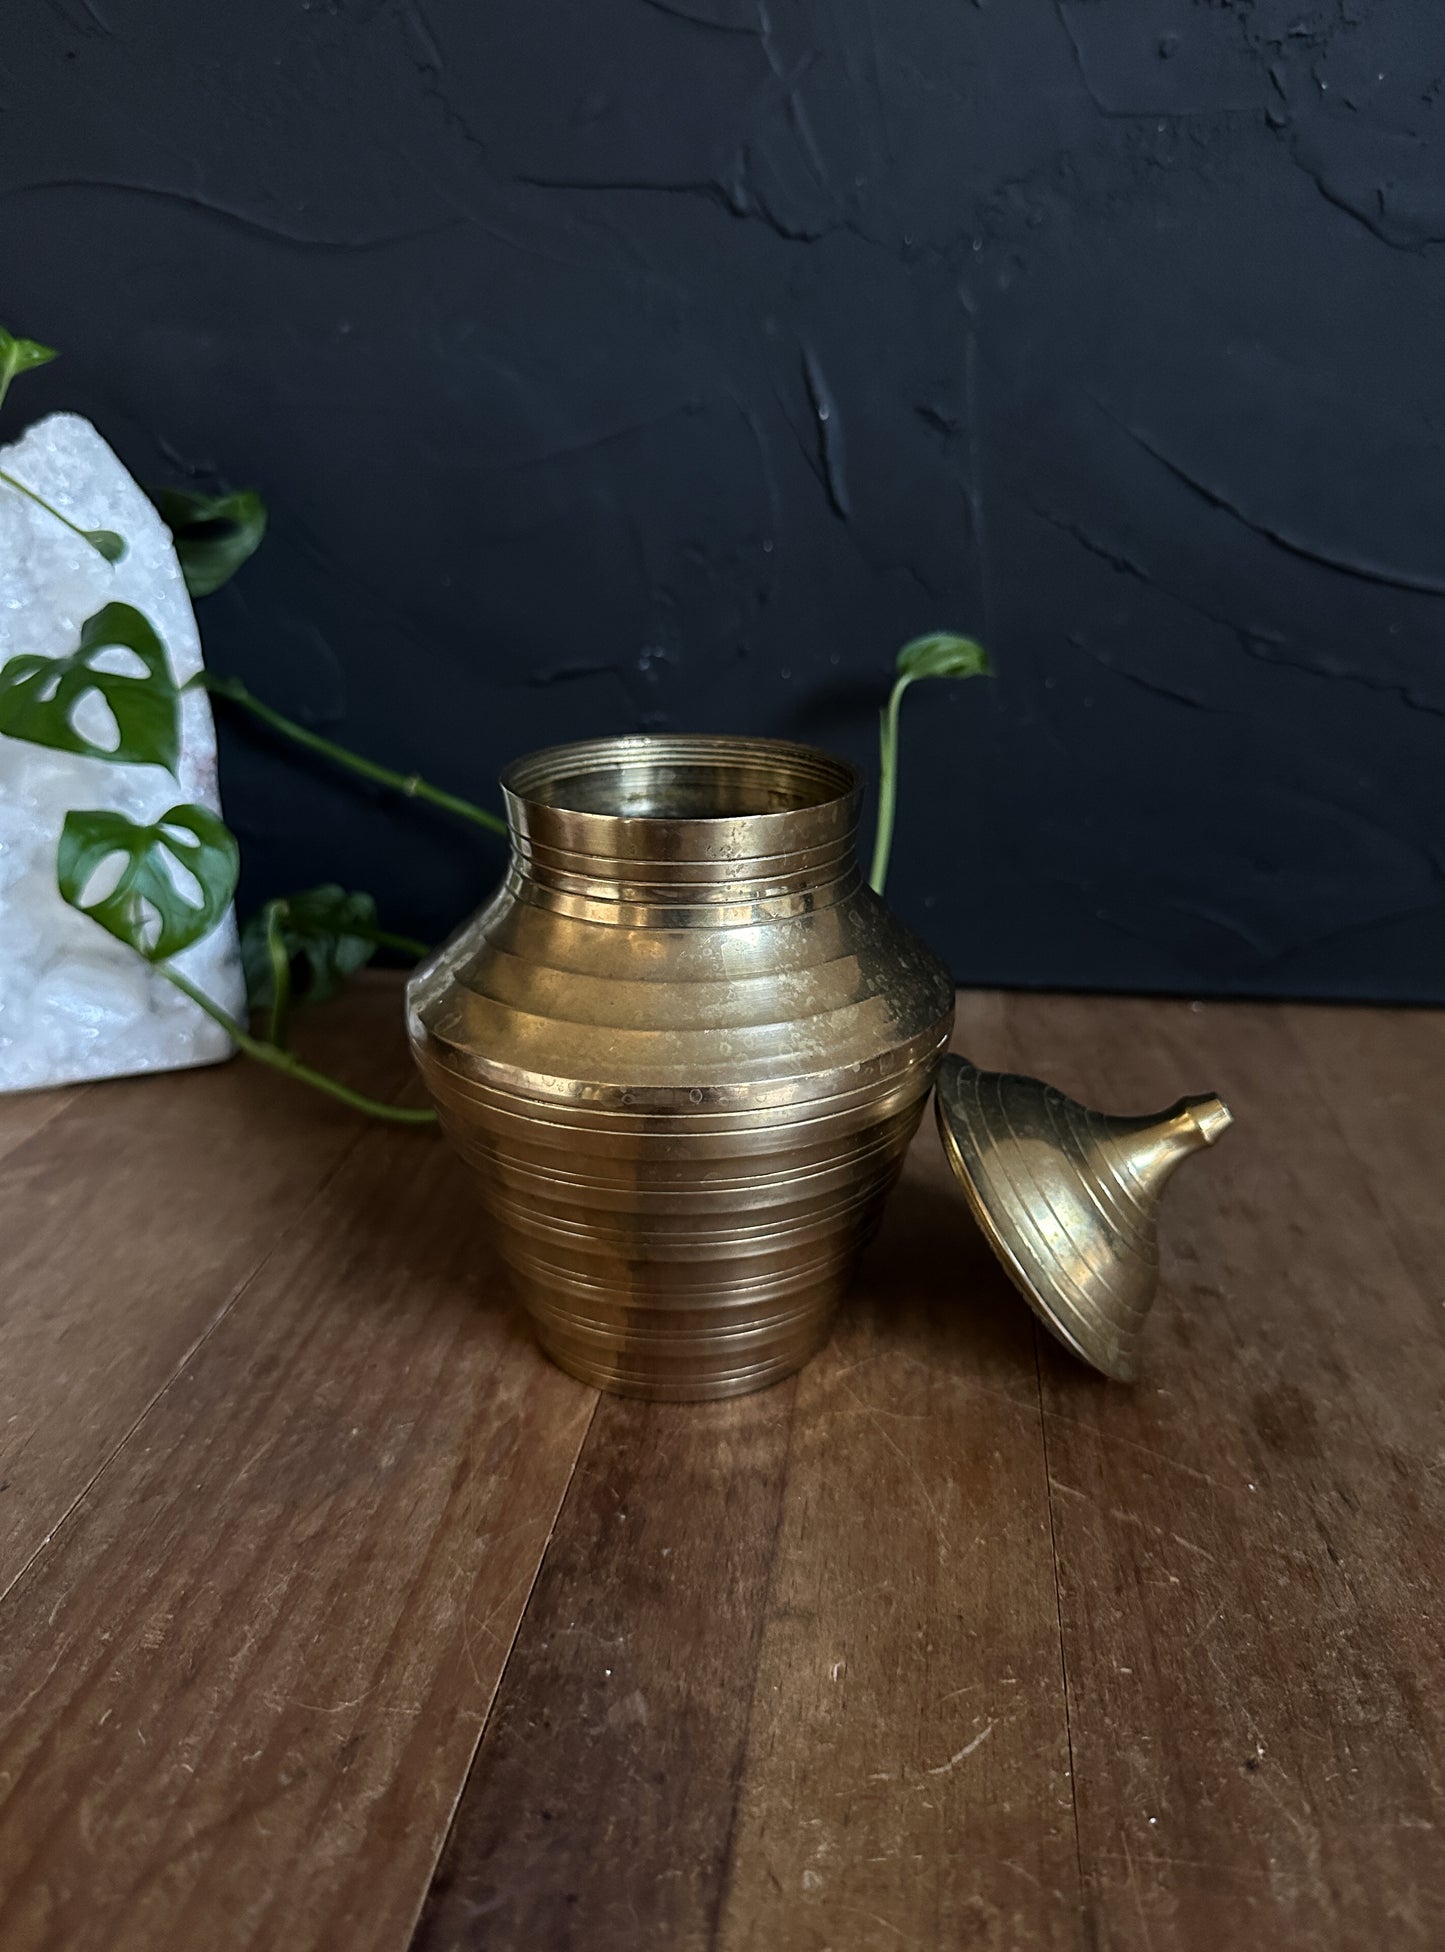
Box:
926, 1719, 996, 1774
1096, 1849, 1278, 1881
1170, 1534, 1216, 1563
1001, 1857, 1071, 1902
826, 1348, 1035, 1421
1, 1647, 68, 1725
826, 1900, 921, 1946
451, 1565, 489, 1691
1044, 1414, 1237, 1495
464, 1562, 536, 1657
553, 1622, 628, 1650
1184, 1602, 1226, 1650
1251, 1760, 1330, 1896
1048, 1480, 1218, 1563
266, 1682, 384, 1715
834, 1378, 950, 1555
1120, 1827, 1156, 1952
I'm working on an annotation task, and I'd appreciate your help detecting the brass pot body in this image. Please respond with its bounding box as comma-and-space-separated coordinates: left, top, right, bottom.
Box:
407, 735, 954, 1400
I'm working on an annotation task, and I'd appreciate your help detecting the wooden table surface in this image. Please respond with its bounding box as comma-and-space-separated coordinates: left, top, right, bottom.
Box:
1, 979, 1441, 1951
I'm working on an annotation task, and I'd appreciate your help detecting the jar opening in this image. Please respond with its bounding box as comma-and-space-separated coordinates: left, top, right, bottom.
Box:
503, 736, 859, 824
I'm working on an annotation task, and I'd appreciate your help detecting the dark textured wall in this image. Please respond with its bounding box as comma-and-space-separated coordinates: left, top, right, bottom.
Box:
5, 1, 1445, 998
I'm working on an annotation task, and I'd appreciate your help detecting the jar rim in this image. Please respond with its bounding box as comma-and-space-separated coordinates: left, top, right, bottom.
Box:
501, 734, 862, 826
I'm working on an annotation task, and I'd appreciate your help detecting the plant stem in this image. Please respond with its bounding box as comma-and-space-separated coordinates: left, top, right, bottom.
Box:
868, 674, 912, 897
198, 673, 507, 836
0, 468, 115, 560
261, 900, 292, 1049
301, 915, 430, 960
361, 925, 431, 959
161, 965, 438, 1125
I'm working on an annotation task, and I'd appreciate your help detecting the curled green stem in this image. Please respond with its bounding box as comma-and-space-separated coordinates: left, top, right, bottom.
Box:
261, 900, 292, 1049
868, 675, 911, 897
198, 673, 507, 836
161, 965, 438, 1125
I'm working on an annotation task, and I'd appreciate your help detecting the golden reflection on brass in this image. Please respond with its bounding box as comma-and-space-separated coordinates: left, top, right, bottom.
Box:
935, 1054, 1233, 1382
407, 735, 955, 1401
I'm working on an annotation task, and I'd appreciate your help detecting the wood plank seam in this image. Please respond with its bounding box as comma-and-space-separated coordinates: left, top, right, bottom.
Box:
394, 1391, 602, 1951
1035, 1321, 1087, 1937
0, 1083, 390, 1610
408, 1377, 803, 1950
703, 1391, 800, 1952
223, 1350, 599, 1952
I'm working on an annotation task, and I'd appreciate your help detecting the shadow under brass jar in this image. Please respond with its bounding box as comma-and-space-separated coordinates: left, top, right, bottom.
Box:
406, 735, 955, 1400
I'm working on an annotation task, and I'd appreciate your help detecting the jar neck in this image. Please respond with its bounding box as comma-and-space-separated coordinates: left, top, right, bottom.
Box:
500, 735, 864, 926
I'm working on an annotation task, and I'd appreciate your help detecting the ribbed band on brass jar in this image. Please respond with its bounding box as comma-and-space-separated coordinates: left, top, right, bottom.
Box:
407, 735, 955, 1401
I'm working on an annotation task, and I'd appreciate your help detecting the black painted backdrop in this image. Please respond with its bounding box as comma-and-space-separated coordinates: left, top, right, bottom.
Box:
5, 1, 1445, 998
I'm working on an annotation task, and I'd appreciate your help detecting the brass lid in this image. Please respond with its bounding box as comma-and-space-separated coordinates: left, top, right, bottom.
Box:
933, 1054, 1233, 1382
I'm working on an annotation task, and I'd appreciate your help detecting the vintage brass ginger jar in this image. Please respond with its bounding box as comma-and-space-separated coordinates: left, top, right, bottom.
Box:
407, 734, 954, 1400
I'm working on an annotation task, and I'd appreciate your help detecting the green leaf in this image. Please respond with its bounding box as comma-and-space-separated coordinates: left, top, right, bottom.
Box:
85, 528, 126, 563
149, 486, 267, 597
0, 601, 180, 771
240, 884, 379, 1011
895, 633, 992, 684
0, 326, 57, 375
0, 327, 57, 412
57, 803, 239, 961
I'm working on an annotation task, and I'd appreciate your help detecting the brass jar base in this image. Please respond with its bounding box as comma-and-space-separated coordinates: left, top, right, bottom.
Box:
532, 1315, 837, 1402
409, 736, 955, 1401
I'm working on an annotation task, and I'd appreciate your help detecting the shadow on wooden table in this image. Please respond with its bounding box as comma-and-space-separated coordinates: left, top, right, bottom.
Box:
846, 1163, 1048, 1389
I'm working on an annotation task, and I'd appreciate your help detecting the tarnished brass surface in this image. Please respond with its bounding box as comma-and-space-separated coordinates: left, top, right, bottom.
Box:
408, 735, 955, 1400
935, 1055, 1233, 1382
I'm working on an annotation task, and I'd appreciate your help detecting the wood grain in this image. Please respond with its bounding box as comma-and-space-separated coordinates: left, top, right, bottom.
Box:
0, 1083, 89, 1167
414, 1384, 798, 1952
0, 1091, 595, 1952
996, 992, 1445, 1951
0, 981, 414, 1595
1284, 1001, 1445, 1310
4, 983, 1443, 1950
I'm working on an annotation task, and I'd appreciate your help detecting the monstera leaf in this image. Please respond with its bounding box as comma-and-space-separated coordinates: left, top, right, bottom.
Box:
0, 327, 56, 381
149, 485, 267, 598
0, 602, 180, 771
240, 885, 380, 1010
0, 326, 56, 400
57, 803, 238, 961
894, 633, 992, 685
